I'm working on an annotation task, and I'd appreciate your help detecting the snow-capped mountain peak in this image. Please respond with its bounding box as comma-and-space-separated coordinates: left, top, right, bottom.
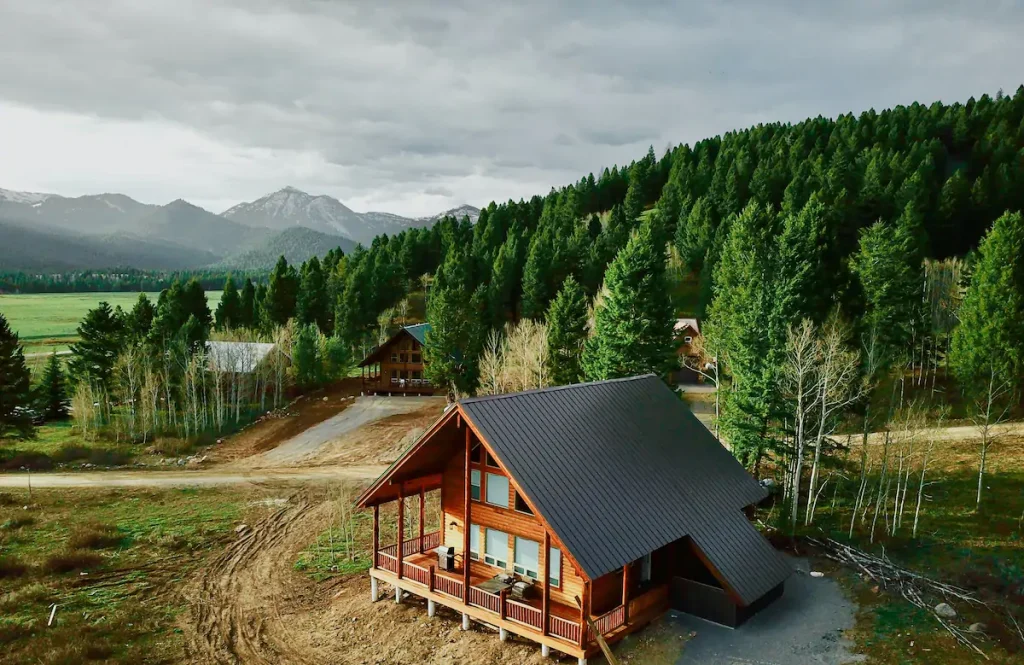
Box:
0, 187, 54, 205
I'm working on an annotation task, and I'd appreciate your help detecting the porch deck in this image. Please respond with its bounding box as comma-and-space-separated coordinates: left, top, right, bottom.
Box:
361, 377, 436, 395
371, 532, 670, 660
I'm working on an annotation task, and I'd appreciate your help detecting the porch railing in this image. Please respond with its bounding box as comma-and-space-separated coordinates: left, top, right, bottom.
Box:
548, 615, 582, 644
590, 604, 626, 639
468, 586, 501, 613
433, 574, 463, 600
376, 549, 398, 574
401, 560, 431, 586
505, 598, 542, 630
422, 531, 441, 551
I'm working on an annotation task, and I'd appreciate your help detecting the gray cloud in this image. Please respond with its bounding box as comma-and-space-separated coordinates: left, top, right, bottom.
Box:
0, 0, 1022, 216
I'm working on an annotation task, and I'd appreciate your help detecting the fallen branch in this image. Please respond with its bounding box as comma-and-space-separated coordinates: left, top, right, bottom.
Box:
807, 537, 988, 660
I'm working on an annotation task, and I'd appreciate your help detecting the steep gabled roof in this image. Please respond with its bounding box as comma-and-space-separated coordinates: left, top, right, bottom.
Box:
358, 323, 431, 367
458, 374, 791, 605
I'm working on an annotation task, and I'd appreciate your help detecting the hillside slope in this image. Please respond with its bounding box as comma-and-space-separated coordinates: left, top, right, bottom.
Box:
213, 227, 357, 270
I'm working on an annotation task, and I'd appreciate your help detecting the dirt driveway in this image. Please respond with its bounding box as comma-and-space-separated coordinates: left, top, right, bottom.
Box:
0, 465, 386, 488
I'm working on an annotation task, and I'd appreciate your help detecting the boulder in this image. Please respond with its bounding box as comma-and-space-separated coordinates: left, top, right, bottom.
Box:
968, 622, 987, 633
934, 602, 957, 619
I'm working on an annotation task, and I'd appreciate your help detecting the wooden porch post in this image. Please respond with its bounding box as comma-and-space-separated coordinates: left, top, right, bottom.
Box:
397, 489, 405, 580
418, 487, 425, 552
579, 579, 591, 649
622, 562, 631, 624
371, 504, 379, 569
462, 422, 471, 604
542, 531, 550, 636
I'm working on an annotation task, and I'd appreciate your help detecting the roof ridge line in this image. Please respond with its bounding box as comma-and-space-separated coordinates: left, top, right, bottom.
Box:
459, 373, 657, 404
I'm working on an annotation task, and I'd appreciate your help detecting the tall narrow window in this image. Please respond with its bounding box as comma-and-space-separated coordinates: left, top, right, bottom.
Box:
514, 491, 534, 515
469, 523, 480, 560
485, 473, 509, 507
549, 548, 562, 587
484, 528, 509, 569
470, 469, 481, 501
470, 442, 482, 464
514, 537, 540, 580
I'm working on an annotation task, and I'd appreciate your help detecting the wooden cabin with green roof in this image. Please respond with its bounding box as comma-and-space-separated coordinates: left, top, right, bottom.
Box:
359, 323, 436, 395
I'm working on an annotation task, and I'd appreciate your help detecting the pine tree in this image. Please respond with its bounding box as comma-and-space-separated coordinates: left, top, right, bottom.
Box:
127, 293, 155, 341
36, 351, 69, 421
68, 301, 127, 390
182, 278, 213, 331
0, 313, 34, 438
623, 161, 647, 225
265, 255, 299, 326
950, 211, 1024, 509
424, 250, 478, 396
546, 275, 588, 385
521, 232, 554, 320
239, 277, 257, 329
293, 323, 323, 389
296, 256, 328, 333
215, 276, 242, 330
583, 221, 675, 381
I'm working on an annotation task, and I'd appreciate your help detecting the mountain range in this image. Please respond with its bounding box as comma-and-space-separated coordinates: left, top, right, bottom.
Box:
0, 187, 479, 272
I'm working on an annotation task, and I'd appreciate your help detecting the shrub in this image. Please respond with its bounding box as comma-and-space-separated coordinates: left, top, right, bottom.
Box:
51, 445, 91, 463
68, 524, 124, 550
0, 452, 54, 471
0, 492, 18, 506
43, 552, 104, 574
0, 555, 28, 579
87, 449, 133, 467
1, 516, 35, 530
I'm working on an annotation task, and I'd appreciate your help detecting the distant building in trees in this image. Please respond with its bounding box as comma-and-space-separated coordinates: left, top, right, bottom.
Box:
359, 323, 437, 395
205, 341, 287, 376
672, 318, 702, 384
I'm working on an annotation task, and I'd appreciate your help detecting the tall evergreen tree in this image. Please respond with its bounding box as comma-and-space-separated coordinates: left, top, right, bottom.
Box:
296, 256, 329, 333
424, 250, 479, 396
546, 275, 589, 385
215, 276, 242, 330
265, 256, 299, 326
521, 232, 554, 320
127, 292, 155, 340
36, 352, 69, 421
583, 221, 675, 381
239, 277, 257, 329
950, 211, 1024, 508
0, 313, 34, 438
68, 301, 127, 390
182, 278, 213, 331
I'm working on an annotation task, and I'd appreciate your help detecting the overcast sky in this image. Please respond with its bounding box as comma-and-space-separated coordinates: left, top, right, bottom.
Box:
1, 1, 1022, 217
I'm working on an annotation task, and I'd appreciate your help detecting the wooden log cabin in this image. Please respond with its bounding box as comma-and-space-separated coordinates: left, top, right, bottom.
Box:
357, 374, 792, 663
358, 323, 435, 395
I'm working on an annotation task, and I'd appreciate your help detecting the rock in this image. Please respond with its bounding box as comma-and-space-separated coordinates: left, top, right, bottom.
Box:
235, 524, 249, 535
934, 602, 957, 618
968, 622, 987, 633
810, 571, 825, 578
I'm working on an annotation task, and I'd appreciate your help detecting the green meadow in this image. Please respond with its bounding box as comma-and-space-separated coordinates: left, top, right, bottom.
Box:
0, 292, 220, 357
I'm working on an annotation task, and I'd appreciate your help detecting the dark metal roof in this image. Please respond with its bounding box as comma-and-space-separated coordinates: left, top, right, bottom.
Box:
459, 374, 791, 605
404, 323, 431, 346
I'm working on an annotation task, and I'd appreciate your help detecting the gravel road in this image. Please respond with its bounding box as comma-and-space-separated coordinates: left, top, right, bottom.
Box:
0, 465, 387, 489
256, 395, 444, 465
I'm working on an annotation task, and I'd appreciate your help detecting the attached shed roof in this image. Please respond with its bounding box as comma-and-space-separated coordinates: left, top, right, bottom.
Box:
459, 374, 790, 605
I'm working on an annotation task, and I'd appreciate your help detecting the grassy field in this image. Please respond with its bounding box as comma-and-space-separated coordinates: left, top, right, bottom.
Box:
0, 291, 221, 356
0, 485, 266, 665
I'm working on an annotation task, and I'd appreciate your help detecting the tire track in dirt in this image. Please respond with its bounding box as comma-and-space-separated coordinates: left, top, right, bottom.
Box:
182, 492, 331, 665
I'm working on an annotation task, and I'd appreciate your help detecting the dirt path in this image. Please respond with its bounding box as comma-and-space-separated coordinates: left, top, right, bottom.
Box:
251, 396, 445, 467
0, 465, 386, 488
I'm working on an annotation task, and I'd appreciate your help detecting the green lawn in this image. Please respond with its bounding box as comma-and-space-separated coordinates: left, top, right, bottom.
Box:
0, 291, 221, 356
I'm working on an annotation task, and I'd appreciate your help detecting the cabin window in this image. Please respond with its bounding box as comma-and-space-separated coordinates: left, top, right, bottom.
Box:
484, 528, 508, 569
399, 352, 408, 362
470, 469, 481, 501
549, 548, 562, 587
390, 353, 398, 362
412, 352, 421, 363
684, 336, 693, 343
470, 442, 483, 464
469, 523, 480, 560
514, 537, 540, 580
485, 473, 509, 508
514, 491, 533, 515
485, 452, 499, 468
413, 371, 422, 380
